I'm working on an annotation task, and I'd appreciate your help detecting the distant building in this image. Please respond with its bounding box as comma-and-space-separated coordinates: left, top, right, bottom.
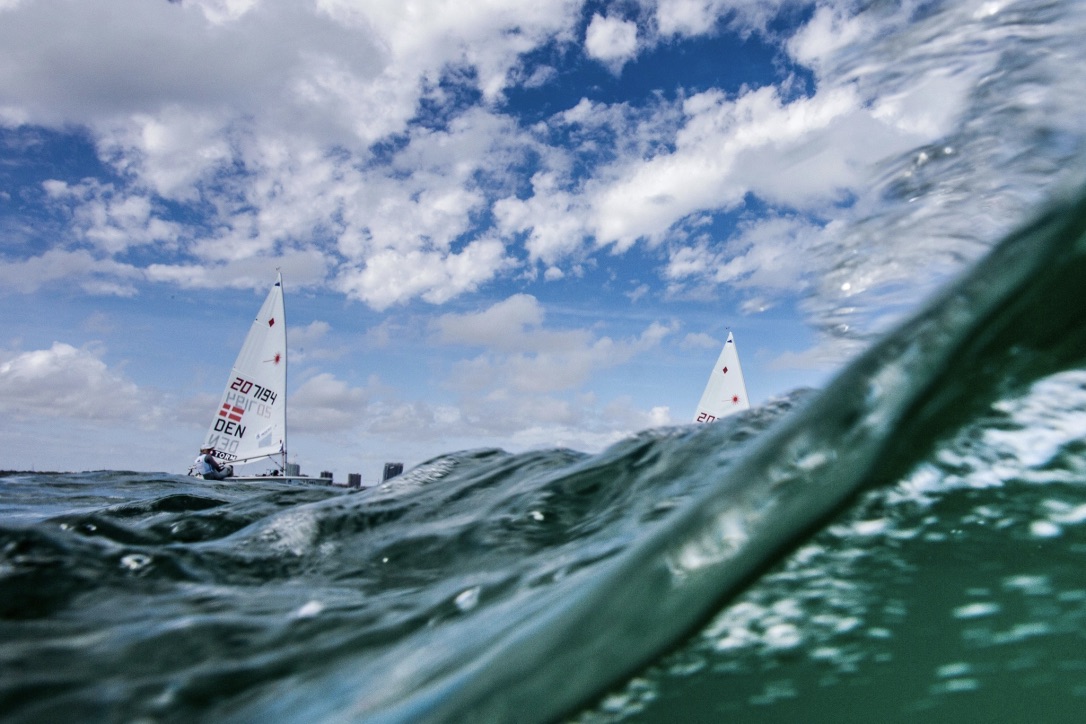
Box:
382, 462, 403, 482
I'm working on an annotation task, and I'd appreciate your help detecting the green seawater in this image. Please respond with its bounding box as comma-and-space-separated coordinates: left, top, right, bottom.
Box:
3, 182, 1086, 722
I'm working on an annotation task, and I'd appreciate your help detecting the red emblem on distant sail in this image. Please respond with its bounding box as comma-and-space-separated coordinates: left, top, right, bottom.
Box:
732, 395, 740, 404
268, 318, 275, 327
722, 366, 728, 374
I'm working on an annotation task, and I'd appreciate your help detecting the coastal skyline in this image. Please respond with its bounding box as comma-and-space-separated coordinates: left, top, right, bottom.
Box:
0, 0, 1057, 478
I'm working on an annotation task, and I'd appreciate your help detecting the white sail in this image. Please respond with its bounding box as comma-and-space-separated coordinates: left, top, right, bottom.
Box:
200, 274, 287, 471
693, 331, 750, 423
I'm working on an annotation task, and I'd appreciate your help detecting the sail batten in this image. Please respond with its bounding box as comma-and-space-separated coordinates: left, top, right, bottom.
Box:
693, 331, 750, 423
201, 273, 287, 472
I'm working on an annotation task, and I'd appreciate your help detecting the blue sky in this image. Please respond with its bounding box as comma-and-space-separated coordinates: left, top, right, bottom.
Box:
2, 0, 1080, 478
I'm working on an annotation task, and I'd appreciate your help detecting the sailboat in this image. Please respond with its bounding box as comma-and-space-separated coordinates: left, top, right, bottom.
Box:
693, 331, 751, 423
192, 273, 322, 483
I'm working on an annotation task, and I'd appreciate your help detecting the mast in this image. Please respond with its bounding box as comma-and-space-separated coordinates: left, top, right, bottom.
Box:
278, 271, 288, 473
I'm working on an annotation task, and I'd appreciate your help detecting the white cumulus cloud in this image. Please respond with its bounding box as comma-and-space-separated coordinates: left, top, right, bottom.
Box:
584, 13, 640, 72
0, 343, 158, 422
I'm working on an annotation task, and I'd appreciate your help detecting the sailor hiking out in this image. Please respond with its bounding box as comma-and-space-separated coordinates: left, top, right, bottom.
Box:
194, 446, 233, 480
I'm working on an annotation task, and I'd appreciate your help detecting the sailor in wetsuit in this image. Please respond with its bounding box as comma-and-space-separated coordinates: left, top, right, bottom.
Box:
195, 446, 234, 480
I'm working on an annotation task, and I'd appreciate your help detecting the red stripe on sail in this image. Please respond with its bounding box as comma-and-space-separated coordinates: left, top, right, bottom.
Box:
220, 403, 245, 421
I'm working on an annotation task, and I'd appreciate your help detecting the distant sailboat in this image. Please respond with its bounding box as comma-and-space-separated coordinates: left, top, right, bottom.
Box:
693, 331, 751, 423
192, 273, 321, 482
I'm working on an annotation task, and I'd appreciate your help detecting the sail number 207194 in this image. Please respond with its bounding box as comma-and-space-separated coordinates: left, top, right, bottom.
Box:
230, 376, 278, 404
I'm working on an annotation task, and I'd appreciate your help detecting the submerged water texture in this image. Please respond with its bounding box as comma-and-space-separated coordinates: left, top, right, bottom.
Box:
7, 0, 1086, 720
4, 185, 1086, 721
